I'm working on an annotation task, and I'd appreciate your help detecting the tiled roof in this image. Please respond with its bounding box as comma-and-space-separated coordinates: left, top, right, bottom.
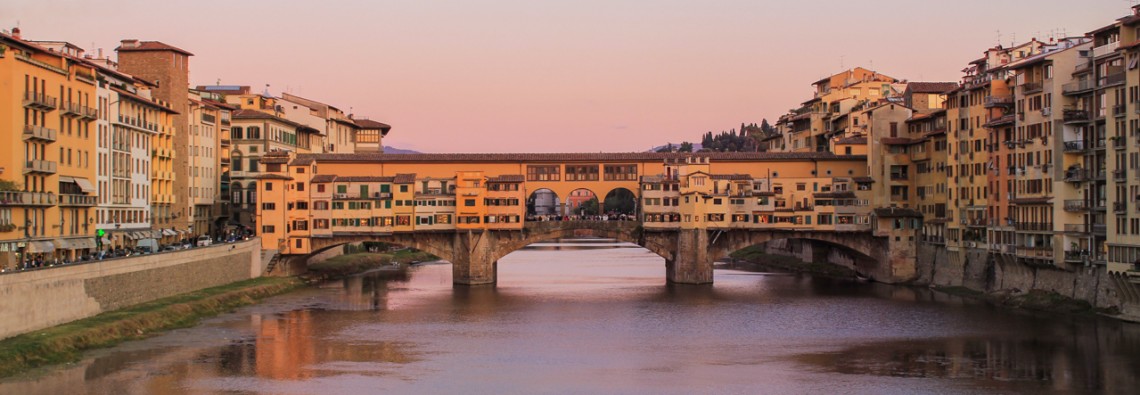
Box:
337, 176, 395, 182
259, 157, 290, 164
393, 173, 417, 183
310, 174, 337, 183
853, 176, 875, 183
294, 152, 866, 164
880, 137, 912, 145
487, 174, 525, 183
835, 136, 867, 145
906, 82, 959, 94
873, 207, 923, 218
291, 157, 315, 166
353, 119, 392, 135
116, 40, 193, 56
110, 87, 177, 113
251, 174, 293, 180
232, 109, 302, 127
813, 191, 857, 199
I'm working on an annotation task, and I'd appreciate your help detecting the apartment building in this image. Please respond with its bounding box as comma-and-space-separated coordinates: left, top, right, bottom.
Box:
0, 30, 102, 268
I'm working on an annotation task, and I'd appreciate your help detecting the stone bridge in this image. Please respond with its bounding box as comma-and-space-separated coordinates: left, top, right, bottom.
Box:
299, 221, 905, 285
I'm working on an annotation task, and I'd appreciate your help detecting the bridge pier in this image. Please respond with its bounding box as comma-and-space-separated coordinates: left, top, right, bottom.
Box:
665, 229, 713, 284
451, 230, 497, 285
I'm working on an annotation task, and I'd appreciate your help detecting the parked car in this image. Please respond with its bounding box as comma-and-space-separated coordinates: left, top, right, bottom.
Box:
196, 235, 212, 247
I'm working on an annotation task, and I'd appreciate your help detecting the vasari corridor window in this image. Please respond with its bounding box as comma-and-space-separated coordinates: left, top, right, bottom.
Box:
565, 164, 599, 181
527, 165, 561, 181
603, 164, 638, 181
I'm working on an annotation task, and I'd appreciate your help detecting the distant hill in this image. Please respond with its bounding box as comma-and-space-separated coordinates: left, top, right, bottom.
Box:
646, 143, 703, 153
383, 146, 421, 154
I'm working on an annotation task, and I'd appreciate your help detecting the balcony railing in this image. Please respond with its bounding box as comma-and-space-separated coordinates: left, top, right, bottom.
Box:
1016, 246, 1053, 258
1115, 169, 1127, 182
22, 125, 58, 142
1064, 251, 1088, 264
1063, 109, 1091, 123
1093, 224, 1107, 234
1020, 81, 1043, 93
22, 92, 58, 110
1115, 104, 1128, 117
1092, 41, 1119, 58
1064, 223, 1088, 233
984, 96, 1013, 107
1114, 137, 1128, 149
23, 159, 57, 175
1115, 202, 1128, 213
0, 191, 55, 206
1062, 140, 1085, 153
1062, 80, 1095, 95
1014, 222, 1052, 232
61, 103, 98, 120
58, 193, 97, 207
1100, 72, 1126, 87
1064, 168, 1090, 182
1063, 199, 1089, 212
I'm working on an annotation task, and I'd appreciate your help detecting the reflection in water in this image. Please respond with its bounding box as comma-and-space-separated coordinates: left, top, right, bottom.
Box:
2, 240, 1139, 394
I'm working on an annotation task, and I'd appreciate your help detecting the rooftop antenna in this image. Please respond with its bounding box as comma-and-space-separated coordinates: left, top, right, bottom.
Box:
840, 55, 845, 70
996, 29, 1002, 45
216, 78, 221, 85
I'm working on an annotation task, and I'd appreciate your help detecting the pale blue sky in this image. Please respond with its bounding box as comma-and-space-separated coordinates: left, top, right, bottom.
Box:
1, 1, 1131, 152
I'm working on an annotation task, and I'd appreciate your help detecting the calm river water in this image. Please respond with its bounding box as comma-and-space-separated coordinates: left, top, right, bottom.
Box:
3, 239, 1140, 394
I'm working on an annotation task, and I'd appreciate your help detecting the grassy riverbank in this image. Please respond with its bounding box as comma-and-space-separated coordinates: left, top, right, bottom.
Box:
307, 250, 439, 279
0, 276, 302, 378
729, 245, 858, 278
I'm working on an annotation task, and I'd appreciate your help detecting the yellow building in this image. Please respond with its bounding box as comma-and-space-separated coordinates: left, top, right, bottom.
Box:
0, 30, 101, 268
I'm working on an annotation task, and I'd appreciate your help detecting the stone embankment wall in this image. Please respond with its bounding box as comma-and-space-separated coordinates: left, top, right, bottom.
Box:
913, 242, 1140, 320
0, 239, 263, 340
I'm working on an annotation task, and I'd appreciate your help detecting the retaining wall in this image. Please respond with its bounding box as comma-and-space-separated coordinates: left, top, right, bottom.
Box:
0, 238, 262, 340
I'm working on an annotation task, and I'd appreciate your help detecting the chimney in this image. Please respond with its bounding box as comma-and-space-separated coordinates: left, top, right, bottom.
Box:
98, 48, 103, 59
120, 39, 139, 49
11, 27, 20, 40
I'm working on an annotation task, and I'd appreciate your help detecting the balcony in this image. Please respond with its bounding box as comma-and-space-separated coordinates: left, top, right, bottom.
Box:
1016, 246, 1053, 258
0, 191, 55, 206
1115, 169, 1128, 182
201, 113, 216, 124
1062, 80, 1095, 95
1093, 198, 1107, 211
1062, 109, 1090, 123
1093, 224, 1107, 234
1014, 222, 1052, 232
22, 125, 58, 142
23, 159, 57, 175
22, 92, 58, 110
1064, 223, 1088, 234
1100, 72, 1126, 88
1020, 81, 1043, 94
366, 192, 393, 200
889, 173, 908, 181
1114, 137, 1128, 150
1064, 168, 1089, 183
1062, 140, 1086, 153
1093, 41, 1120, 58
1116, 201, 1129, 214
1063, 199, 1089, 212
220, 138, 231, 147
1115, 104, 1128, 117
64, 103, 98, 120
58, 193, 97, 207
984, 96, 1013, 108
1064, 250, 1088, 264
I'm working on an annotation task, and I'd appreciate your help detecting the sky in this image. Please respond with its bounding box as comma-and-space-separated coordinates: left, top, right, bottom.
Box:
1, 0, 1133, 153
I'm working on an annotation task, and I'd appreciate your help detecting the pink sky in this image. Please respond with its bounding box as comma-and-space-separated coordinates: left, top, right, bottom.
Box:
1, 1, 1130, 153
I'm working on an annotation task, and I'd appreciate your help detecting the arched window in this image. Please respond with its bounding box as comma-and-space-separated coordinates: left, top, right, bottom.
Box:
246, 182, 258, 204
231, 183, 244, 204
231, 126, 243, 140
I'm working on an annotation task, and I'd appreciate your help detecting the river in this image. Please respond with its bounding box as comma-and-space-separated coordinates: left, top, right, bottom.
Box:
3, 239, 1139, 394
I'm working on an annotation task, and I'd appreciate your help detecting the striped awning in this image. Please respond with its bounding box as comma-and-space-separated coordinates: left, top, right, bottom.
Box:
24, 240, 55, 253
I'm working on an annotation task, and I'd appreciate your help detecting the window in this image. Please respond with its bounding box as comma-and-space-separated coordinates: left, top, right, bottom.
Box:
262, 225, 275, 233
465, 199, 476, 206
265, 182, 273, 191
527, 165, 561, 181
262, 203, 276, 210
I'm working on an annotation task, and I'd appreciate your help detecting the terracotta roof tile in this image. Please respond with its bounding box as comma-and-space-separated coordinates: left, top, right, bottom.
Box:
906, 82, 959, 94
310, 174, 337, 183
835, 136, 868, 145
251, 174, 293, 180
116, 40, 193, 56
259, 157, 290, 164
393, 173, 417, 183
337, 176, 395, 182
710, 174, 752, 180
294, 152, 865, 164
880, 137, 912, 145
853, 176, 875, 183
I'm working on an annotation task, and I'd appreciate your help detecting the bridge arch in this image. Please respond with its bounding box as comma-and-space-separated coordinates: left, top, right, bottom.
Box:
708, 229, 889, 279
490, 221, 671, 263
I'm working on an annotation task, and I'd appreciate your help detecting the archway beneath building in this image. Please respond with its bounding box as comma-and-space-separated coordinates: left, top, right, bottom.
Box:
602, 187, 637, 216
567, 188, 599, 216
526, 188, 561, 217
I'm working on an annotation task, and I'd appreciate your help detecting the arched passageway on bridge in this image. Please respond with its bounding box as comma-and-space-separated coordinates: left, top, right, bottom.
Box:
567, 188, 599, 216
527, 188, 562, 216
602, 187, 637, 216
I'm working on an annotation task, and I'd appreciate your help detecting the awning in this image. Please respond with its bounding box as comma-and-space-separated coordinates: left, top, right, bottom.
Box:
58, 176, 97, 193
55, 239, 75, 250
73, 177, 96, 193
74, 238, 96, 249
162, 229, 176, 236
25, 241, 55, 253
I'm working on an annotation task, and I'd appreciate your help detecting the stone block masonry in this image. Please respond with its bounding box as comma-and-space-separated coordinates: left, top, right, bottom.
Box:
0, 239, 262, 340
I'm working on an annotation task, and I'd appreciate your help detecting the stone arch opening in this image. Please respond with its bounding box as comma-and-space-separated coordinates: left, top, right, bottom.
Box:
526, 188, 561, 216
602, 187, 637, 216
567, 188, 599, 216
721, 237, 882, 279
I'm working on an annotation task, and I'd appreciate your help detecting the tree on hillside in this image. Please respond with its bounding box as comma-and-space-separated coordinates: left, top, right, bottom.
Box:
679, 142, 694, 152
